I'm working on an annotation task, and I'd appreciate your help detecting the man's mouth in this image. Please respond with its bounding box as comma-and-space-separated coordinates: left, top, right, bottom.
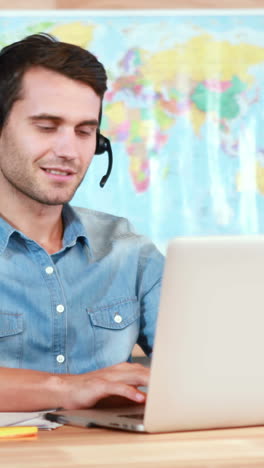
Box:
42, 168, 75, 177
45, 169, 70, 176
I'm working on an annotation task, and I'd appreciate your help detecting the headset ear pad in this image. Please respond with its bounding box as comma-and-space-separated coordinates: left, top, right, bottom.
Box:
95, 131, 108, 155
94, 131, 113, 187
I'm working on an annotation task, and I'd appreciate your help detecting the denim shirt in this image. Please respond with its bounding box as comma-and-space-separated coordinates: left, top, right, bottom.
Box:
0, 205, 164, 374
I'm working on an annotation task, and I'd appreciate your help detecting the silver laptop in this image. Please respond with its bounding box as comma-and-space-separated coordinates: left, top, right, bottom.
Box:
46, 236, 264, 432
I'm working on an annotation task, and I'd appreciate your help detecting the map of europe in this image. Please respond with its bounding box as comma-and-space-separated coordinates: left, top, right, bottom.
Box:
1, 11, 264, 251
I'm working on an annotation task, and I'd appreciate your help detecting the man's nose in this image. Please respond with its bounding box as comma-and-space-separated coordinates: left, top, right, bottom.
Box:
53, 129, 79, 160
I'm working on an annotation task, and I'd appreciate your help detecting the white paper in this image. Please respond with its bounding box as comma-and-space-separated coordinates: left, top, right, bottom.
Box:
0, 410, 61, 430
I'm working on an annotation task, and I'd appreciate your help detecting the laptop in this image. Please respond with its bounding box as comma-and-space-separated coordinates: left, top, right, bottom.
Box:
46, 236, 264, 433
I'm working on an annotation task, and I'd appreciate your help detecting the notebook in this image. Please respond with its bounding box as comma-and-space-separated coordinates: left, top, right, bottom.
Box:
46, 236, 264, 433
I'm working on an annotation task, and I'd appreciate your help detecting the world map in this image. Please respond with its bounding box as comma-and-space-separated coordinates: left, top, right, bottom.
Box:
1, 11, 264, 252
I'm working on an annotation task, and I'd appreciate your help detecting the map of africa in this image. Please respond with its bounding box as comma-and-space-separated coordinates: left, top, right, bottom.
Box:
1, 11, 264, 252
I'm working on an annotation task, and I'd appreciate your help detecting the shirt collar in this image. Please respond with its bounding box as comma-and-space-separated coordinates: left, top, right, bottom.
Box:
62, 204, 91, 250
0, 216, 16, 254
0, 204, 91, 255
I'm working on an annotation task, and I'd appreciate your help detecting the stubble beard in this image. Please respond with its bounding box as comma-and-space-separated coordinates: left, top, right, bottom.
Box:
2, 167, 87, 206
0, 125, 89, 206
0, 145, 88, 205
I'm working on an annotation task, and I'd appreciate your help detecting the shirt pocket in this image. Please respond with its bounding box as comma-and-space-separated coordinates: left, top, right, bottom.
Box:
0, 311, 23, 368
88, 296, 140, 330
87, 297, 140, 367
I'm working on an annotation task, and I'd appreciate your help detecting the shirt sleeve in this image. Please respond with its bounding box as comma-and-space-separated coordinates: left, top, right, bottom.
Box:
136, 241, 165, 357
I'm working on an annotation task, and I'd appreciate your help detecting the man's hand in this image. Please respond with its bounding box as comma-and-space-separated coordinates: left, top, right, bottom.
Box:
0, 362, 149, 412
56, 362, 149, 409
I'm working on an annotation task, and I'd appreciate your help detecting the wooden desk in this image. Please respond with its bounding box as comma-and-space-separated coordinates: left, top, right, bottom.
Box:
2, 424, 264, 467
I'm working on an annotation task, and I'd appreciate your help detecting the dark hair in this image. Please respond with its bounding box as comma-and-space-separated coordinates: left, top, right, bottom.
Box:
0, 32, 107, 128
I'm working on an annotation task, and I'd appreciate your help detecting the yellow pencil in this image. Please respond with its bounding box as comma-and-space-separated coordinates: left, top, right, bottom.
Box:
0, 426, 38, 439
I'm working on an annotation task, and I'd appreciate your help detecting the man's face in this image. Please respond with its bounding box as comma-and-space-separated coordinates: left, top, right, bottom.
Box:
0, 66, 101, 206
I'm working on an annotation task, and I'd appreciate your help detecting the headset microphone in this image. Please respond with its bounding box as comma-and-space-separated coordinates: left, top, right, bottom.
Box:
95, 132, 113, 188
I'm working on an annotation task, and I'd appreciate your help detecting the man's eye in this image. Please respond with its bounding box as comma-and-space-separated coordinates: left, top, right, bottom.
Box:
77, 127, 96, 137
38, 125, 55, 131
77, 129, 92, 136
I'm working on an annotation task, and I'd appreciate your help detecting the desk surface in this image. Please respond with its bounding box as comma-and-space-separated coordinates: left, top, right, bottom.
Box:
2, 424, 264, 467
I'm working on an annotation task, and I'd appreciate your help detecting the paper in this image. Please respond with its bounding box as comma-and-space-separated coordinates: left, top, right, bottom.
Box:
0, 411, 61, 430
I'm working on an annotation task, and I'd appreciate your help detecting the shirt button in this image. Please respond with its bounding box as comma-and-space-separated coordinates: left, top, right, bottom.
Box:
56, 304, 65, 313
56, 354, 65, 364
45, 266, 54, 275
114, 314, 122, 324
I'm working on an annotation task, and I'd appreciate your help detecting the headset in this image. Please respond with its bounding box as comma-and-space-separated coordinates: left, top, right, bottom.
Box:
0, 39, 113, 188
95, 130, 113, 188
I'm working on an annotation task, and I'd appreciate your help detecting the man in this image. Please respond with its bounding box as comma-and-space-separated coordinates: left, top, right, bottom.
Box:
0, 33, 164, 411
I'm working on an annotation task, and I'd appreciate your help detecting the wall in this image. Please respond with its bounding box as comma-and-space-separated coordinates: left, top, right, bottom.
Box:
0, 0, 261, 8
